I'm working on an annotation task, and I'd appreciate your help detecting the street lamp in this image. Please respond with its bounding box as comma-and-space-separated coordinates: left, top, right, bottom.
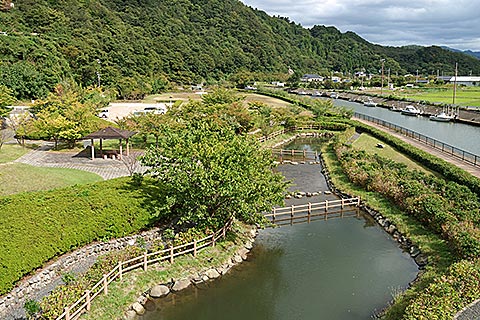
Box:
380, 59, 385, 95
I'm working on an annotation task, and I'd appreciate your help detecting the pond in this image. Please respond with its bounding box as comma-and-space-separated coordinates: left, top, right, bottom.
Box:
141, 141, 418, 320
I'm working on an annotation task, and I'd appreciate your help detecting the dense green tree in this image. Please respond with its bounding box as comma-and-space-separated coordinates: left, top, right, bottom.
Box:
141, 118, 287, 230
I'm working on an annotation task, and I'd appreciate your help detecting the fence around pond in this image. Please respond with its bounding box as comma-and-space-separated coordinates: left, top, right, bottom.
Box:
271, 148, 319, 162
56, 221, 232, 320
265, 198, 361, 226
354, 113, 480, 167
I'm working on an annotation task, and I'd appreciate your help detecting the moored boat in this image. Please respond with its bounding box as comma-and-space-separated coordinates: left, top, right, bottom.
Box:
363, 98, 377, 107
401, 105, 422, 116
429, 112, 454, 122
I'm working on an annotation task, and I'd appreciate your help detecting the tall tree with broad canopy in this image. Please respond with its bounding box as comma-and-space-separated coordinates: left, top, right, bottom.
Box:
141, 117, 287, 230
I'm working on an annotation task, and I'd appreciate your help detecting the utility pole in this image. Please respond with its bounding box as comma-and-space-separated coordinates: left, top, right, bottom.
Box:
380, 59, 385, 95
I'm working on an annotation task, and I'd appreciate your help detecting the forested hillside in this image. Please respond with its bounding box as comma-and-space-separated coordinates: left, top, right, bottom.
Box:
1, 0, 480, 100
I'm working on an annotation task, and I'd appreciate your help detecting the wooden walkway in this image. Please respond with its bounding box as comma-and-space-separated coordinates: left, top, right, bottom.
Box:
265, 198, 361, 227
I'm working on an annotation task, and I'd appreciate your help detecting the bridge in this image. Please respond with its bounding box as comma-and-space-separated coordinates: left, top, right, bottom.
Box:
265, 197, 361, 226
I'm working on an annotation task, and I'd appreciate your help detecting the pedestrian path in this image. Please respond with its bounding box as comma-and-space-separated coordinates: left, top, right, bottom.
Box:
354, 118, 480, 179
13, 142, 141, 180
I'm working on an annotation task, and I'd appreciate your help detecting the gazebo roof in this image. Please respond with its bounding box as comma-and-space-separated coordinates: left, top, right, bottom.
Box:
83, 127, 137, 140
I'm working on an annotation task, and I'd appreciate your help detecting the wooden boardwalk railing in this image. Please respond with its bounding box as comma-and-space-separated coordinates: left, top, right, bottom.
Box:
272, 148, 319, 162
265, 198, 361, 226
56, 220, 232, 320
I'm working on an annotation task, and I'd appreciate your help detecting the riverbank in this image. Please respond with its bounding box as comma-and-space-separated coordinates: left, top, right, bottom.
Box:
80, 222, 257, 320
338, 91, 480, 126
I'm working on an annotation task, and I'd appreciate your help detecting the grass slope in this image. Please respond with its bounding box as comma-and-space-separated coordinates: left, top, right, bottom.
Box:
0, 163, 102, 196
0, 177, 161, 295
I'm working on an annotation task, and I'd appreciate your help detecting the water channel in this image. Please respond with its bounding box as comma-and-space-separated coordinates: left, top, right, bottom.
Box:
141, 140, 418, 320
331, 98, 480, 155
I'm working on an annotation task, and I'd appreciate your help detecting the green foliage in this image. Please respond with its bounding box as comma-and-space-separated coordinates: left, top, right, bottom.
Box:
0, 177, 160, 295
21, 84, 110, 147
0, 84, 15, 108
139, 95, 288, 230
2, 0, 480, 100
405, 259, 480, 319
24, 299, 41, 319
141, 118, 287, 230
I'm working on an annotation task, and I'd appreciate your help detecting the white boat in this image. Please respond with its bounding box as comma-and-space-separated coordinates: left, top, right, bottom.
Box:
429, 112, 454, 122
330, 92, 338, 99
311, 91, 322, 97
363, 98, 377, 107
401, 105, 422, 116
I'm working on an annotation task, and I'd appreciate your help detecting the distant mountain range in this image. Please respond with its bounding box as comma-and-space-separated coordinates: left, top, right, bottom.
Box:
1, 0, 480, 100
441, 46, 480, 60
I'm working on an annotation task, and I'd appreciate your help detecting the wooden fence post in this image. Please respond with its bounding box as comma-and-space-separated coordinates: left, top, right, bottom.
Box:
357, 197, 361, 206
103, 274, 108, 295
325, 200, 329, 220
222, 226, 226, 238
272, 207, 276, 223
212, 233, 216, 247
118, 262, 123, 281
308, 202, 311, 223
170, 245, 174, 263
303, 149, 306, 161
86, 290, 91, 312
143, 252, 148, 271
193, 239, 197, 257
291, 205, 294, 225
65, 307, 70, 320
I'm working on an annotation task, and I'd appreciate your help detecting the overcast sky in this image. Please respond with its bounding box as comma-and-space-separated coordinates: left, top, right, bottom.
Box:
240, 0, 480, 51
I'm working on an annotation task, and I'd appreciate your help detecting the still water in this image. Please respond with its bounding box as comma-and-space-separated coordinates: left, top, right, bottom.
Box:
333, 99, 480, 155
141, 142, 418, 320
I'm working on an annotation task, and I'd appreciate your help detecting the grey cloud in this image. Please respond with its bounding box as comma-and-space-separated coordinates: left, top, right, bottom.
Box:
240, 0, 480, 50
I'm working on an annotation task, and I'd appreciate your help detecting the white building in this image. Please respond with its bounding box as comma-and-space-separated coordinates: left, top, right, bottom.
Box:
448, 76, 480, 86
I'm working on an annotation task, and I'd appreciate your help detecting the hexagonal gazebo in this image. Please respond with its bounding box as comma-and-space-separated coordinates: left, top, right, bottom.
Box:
83, 127, 137, 160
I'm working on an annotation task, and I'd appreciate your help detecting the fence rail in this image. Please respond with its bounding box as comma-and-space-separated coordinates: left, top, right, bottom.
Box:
56, 221, 232, 320
354, 113, 480, 167
265, 198, 360, 226
271, 148, 319, 162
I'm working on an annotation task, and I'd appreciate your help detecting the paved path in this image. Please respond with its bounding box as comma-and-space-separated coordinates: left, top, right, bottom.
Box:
354, 117, 480, 179
13, 142, 143, 180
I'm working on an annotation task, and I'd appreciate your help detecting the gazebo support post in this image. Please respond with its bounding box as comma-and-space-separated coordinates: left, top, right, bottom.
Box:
126, 139, 130, 156
119, 139, 123, 159
90, 139, 95, 160
99, 139, 103, 158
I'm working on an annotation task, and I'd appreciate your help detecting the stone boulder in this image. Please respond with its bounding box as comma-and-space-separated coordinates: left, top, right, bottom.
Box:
150, 285, 170, 298
132, 302, 145, 315
172, 279, 191, 292
205, 268, 220, 279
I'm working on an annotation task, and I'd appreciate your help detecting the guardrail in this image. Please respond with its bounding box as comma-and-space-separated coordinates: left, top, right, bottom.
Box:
56, 220, 233, 320
354, 113, 480, 167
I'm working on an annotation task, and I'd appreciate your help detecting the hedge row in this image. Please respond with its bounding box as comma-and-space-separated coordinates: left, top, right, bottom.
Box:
0, 178, 160, 295
336, 147, 480, 259
405, 258, 480, 319
351, 120, 480, 197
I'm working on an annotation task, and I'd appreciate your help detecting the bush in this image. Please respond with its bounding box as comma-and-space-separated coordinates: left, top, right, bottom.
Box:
0, 177, 161, 295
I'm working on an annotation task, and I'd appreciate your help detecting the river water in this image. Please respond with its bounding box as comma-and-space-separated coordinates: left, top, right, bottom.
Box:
141, 141, 418, 320
332, 99, 480, 155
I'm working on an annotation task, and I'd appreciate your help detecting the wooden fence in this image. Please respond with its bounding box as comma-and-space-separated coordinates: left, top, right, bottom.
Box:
257, 129, 287, 143
272, 148, 318, 162
56, 221, 233, 320
264, 198, 361, 226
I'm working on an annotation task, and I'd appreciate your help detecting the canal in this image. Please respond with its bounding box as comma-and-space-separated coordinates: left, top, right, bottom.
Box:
140, 141, 418, 320
332, 98, 480, 155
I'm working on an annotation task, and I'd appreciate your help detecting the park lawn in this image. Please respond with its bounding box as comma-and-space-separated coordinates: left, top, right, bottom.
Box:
352, 133, 432, 173
0, 163, 102, 195
244, 92, 293, 108
0, 144, 36, 163
394, 87, 480, 107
